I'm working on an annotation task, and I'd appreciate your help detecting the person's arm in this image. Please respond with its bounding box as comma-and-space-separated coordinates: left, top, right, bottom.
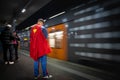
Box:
16, 34, 20, 41
18, 41, 20, 49
42, 27, 48, 39
16, 34, 21, 49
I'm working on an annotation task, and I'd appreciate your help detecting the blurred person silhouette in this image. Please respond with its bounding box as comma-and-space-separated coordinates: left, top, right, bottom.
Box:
12, 31, 20, 60
0, 24, 15, 64
30, 18, 52, 79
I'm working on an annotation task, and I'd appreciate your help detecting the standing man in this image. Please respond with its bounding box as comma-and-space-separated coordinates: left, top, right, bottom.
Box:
30, 18, 52, 79
0, 24, 15, 64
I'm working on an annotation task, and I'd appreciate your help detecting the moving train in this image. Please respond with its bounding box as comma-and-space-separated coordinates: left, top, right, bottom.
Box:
18, 0, 120, 71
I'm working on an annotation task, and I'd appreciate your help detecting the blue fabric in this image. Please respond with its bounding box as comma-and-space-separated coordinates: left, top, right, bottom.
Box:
41, 26, 48, 39
34, 55, 48, 77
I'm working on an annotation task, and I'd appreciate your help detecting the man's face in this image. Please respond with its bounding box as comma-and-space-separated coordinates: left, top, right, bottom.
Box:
13, 32, 16, 35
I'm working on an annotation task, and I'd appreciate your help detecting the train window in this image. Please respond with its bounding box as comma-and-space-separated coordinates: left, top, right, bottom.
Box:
49, 33, 55, 48
49, 31, 63, 48
55, 31, 63, 48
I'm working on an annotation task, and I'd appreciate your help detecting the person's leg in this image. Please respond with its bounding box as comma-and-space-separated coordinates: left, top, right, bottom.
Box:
14, 44, 18, 60
3, 44, 8, 62
9, 44, 14, 62
40, 55, 48, 77
34, 59, 39, 77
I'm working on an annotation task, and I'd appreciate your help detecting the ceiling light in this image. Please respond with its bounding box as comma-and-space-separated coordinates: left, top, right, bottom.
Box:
21, 9, 26, 13
49, 11, 65, 19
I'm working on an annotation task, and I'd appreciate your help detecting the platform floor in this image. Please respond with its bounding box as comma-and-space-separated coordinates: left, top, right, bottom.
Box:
0, 50, 119, 80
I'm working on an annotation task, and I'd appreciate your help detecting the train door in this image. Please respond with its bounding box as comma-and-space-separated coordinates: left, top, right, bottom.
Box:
47, 24, 67, 61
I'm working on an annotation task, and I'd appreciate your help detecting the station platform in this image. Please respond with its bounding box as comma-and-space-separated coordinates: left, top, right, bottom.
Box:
0, 50, 119, 80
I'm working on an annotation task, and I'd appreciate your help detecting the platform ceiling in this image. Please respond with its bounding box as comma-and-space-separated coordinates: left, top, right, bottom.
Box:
0, 0, 90, 30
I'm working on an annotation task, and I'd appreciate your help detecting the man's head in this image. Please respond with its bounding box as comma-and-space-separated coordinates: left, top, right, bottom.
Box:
13, 31, 16, 33
37, 18, 45, 26
6, 24, 12, 28
5, 24, 12, 29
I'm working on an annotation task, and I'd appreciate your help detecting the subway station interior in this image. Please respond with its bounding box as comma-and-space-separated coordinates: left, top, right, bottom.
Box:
0, 0, 120, 80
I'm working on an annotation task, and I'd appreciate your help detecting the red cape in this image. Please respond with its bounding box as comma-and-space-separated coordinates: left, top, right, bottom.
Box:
30, 24, 51, 61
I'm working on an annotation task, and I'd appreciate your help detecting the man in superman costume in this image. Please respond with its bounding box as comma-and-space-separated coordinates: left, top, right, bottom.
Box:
30, 18, 52, 79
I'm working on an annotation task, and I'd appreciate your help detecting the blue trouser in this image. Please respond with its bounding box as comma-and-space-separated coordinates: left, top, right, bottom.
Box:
34, 55, 48, 77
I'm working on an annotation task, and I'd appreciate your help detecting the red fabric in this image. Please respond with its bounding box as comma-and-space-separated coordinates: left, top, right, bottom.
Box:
30, 24, 51, 61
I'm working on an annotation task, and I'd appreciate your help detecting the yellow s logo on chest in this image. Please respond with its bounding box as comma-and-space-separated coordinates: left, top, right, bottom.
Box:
33, 29, 37, 33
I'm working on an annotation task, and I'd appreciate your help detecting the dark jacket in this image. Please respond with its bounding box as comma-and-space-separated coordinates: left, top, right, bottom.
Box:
0, 26, 15, 45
